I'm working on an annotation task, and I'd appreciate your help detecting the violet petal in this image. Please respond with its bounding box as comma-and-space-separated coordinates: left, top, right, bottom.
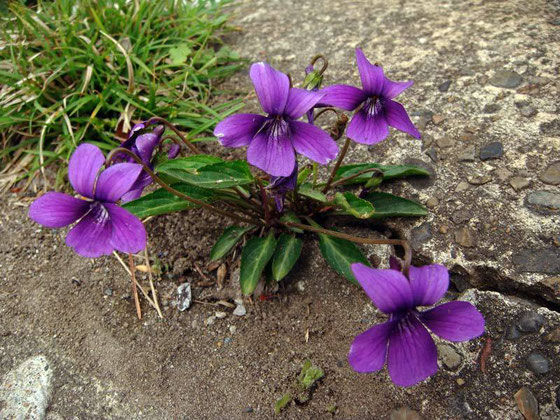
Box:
289, 120, 338, 165
65, 202, 113, 257
249, 62, 290, 115
384, 100, 421, 139
348, 320, 394, 373
355, 48, 384, 96
387, 314, 438, 387
408, 264, 449, 307
94, 163, 143, 203
420, 301, 485, 342
28, 192, 89, 228
382, 79, 414, 100
320, 84, 366, 111
283, 88, 324, 119
214, 113, 266, 148
68, 143, 105, 198
347, 108, 389, 145
246, 131, 295, 177
105, 203, 147, 254
351, 263, 414, 314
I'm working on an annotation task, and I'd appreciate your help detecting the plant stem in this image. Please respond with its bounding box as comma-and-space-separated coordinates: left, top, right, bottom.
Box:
146, 116, 201, 155
128, 253, 142, 320
278, 219, 412, 277
327, 168, 384, 189
106, 148, 262, 226
322, 136, 351, 193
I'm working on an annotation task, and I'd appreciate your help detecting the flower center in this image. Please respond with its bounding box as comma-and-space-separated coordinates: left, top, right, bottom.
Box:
363, 96, 383, 117
263, 115, 290, 140
90, 201, 110, 224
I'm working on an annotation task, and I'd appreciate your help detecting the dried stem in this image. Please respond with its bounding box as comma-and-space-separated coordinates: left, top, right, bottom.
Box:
279, 219, 412, 277
322, 136, 351, 193
128, 253, 142, 320
146, 116, 201, 155
106, 148, 262, 226
144, 248, 163, 319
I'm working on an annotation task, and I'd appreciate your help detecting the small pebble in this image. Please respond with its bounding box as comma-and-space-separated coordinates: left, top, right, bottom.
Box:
229, 325, 237, 334
468, 175, 492, 185
540, 162, 560, 185
438, 80, 452, 92
457, 378, 465, 386
458, 145, 476, 162
104, 288, 113, 296
517, 311, 545, 333
515, 387, 539, 420
526, 354, 549, 374
480, 142, 503, 160
455, 181, 469, 192
439, 225, 449, 234
495, 167, 513, 182
224, 337, 233, 345
432, 114, 445, 125
454, 227, 475, 247
438, 344, 461, 370
426, 197, 439, 208
233, 302, 247, 317
436, 137, 454, 148
489, 70, 523, 89
215, 311, 227, 319
509, 176, 530, 191
505, 325, 521, 340
545, 327, 560, 342
205, 316, 216, 326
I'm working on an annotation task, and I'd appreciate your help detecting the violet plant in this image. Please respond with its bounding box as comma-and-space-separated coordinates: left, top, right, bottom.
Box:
28, 48, 485, 387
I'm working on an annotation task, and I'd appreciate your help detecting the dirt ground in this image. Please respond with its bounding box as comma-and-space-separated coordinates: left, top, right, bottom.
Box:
2, 0, 560, 419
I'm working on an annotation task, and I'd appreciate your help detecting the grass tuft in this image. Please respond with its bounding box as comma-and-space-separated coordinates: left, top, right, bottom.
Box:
0, 0, 245, 188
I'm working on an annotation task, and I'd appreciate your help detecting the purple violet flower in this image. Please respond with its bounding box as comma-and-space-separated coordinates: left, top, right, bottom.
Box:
214, 62, 338, 177
118, 122, 179, 202
349, 261, 485, 387
322, 48, 421, 145
268, 162, 298, 212
29, 144, 147, 258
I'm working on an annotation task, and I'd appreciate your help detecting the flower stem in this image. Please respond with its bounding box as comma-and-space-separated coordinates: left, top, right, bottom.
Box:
146, 116, 201, 155
327, 168, 384, 189
322, 136, 351, 193
106, 148, 262, 226
278, 219, 412, 277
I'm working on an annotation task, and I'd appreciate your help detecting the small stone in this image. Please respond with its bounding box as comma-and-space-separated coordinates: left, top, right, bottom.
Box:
205, 316, 216, 326
233, 301, 247, 317
0, 355, 53, 420
506, 325, 521, 340
458, 145, 476, 162
455, 181, 469, 192
480, 142, 503, 160
436, 137, 454, 148
439, 225, 449, 234
297, 281, 305, 292
244, 407, 254, 413
524, 191, 560, 215
454, 227, 475, 247
468, 175, 492, 185
515, 387, 539, 420
540, 119, 560, 136
172, 257, 190, 276
410, 223, 432, 251
517, 311, 545, 333
520, 106, 537, 118
424, 147, 437, 162
224, 337, 233, 345
509, 176, 530, 191
456, 378, 465, 386
545, 327, 560, 342
390, 407, 422, 420
432, 114, 445, 125
104, 288, 113, 296
526, 354, 549, 374
425, 197, 439, 209
483, 104, 500, 113
229, 325, 237, 334
438, 80, 452, 92
438, 344, 461, 370
513, 248, 560, 274
452, 209, 473, 224
215, 311, 227, 319
495, 167, 513, 182
539, 162, 560, 185
489, 70, 523, 89
176, 282, 192, 311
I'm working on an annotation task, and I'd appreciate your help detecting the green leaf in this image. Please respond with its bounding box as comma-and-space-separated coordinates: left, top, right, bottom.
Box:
296, 166, 312, 186
157, 159, 254, 189
209, 226, 253, 261
334, 192, 375, 219
364, 192, 428, 218
274, 394, 292, 414
122, 184, 215, 218
155, 155, 223, 171
240, 232, 277, 295
272, 234, 303, 281
298, 183, 328, 203
169, 43, 192, 65
315, 227, 370, 285
279, 212, 304, 233
334, 163, 430, 185
298, 359, 324, 389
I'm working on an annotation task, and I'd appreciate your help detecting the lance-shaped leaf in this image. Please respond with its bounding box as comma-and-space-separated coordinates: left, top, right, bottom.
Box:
122, 183, 216, 218
334, 192, 375, 219
334, 163, 430, 186
272, 233, 303, 281
240, 232, 277, 295
209, 225, 253, 261
311, 221, 370, 285
157, 159, 254, 189
363, 192, 428, 218
298, 182, 328, 203
279, 212, 304, 233
156, 155, 223, 171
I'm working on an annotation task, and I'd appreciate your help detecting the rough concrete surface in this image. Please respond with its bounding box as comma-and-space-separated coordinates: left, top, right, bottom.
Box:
1, 0, 560, 419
